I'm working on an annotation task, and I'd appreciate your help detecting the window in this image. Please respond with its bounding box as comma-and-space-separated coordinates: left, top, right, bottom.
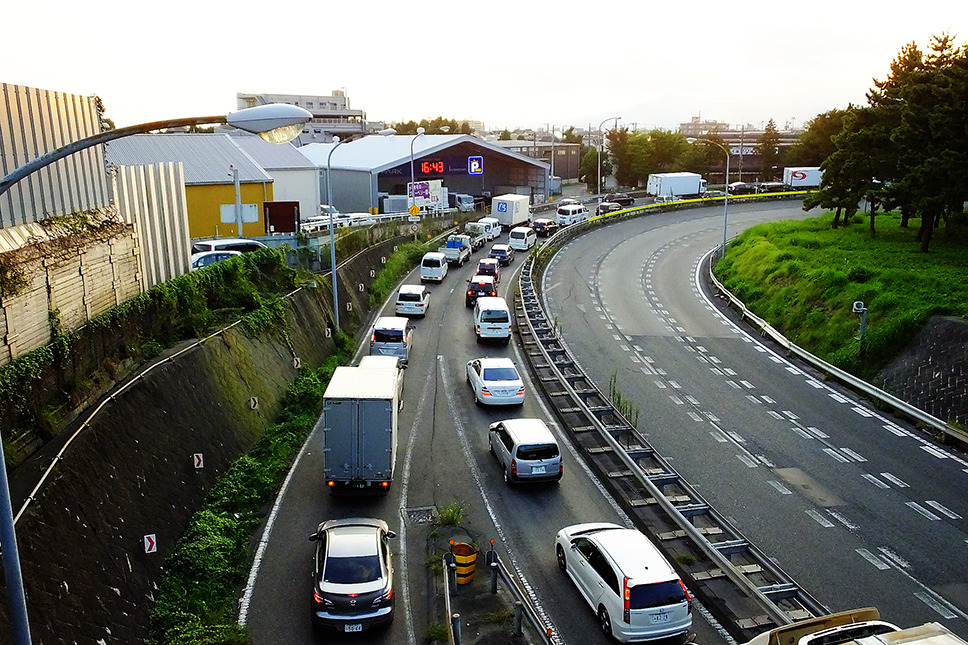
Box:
482, 367, 518, 381
480, 310, 509, 323
373, 329, 403, 343
516, 443, 559, 460
323, 555, 381, 584
588, 550, 620, 596
629, 580, 687, 609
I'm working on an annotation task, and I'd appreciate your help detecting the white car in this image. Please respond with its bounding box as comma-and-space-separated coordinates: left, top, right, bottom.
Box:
189, 250, 241, 270
555, 523, 692, 642
465, 357, 525, 406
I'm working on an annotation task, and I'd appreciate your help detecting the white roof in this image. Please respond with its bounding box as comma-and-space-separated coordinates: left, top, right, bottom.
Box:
226, 132, 317, 171
324, 366, 398, 399
296, 134, 548, 173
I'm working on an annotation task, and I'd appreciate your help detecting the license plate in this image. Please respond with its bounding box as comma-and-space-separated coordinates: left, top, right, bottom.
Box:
652, 613, 670, 623
344, 623, 363, 632
532, 466, 546, 474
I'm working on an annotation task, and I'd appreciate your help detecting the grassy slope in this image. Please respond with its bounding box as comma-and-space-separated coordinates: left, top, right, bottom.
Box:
714, 211, 968, 379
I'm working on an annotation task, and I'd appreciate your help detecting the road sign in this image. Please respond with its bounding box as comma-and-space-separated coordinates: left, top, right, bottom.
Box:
468, 155, 483, 175
193, 453, 204, 469
410, 224, 419, 233
144, 534, 157, 553
409, 204, 420, 217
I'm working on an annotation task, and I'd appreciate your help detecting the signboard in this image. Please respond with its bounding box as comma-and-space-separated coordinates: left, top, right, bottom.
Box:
144, 534, 157, 554
220, 203, 259, 223
408, 180, 445, 210
468, 156, 484, 175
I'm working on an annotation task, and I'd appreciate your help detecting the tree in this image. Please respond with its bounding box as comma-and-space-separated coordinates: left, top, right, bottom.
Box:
606, 127, 634, 188
785, 109, 849, 166
580, 148, 611, 193
627, 130, 690, 186
561, 127, 583, 145
757, 119, 781, 180
499, 129, 512, 140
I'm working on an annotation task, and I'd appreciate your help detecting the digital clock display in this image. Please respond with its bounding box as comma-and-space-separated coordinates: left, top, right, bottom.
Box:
420, 160, 445, 174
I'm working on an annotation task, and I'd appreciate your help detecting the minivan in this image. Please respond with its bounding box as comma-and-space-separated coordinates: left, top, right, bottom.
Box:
488, 418, 562, 485
478, 217, 502, 241
395, 284, 430, 317
191, 238, 267, 255
555, 204, 589, 226
420, 252, 448, 283
473, 296, 512, 344
369, 316, 413, 364
508, 226, 537, 251
555, 522, 692, 642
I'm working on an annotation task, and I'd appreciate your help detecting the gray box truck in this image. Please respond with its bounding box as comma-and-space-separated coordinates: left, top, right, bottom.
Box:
322, 366, 400, 493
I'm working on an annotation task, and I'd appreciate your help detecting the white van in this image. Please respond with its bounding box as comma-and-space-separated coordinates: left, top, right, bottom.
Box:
473, 296, 512, 344
420, 252, 448, 283
394, 284, 430, 317
508, 226, 536, 251
478, 217, 501, 241
488, 418, 562, 485
555, 204, 589, 226
369, 316, 413, 364
191, 238, 267, 254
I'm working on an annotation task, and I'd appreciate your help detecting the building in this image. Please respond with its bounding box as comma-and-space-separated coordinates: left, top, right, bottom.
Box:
296, 134, 550, 214
237, 90, 385, 146
679, 116, 802, 182
491, 139, 581, 184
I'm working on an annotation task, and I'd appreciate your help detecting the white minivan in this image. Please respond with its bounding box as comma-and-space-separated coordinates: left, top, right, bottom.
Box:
555, 204, 589, 227
473, 296, 512, 344
508, 226, 536, 251
478, 217, 501, 241
420, 252, 448, 283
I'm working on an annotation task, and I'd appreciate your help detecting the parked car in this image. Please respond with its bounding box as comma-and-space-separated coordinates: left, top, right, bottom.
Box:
309, 517, 396, 633
488, 244, 515, 266
465, 357, 525, 406
190, 250, 241, 270
531, 218, 559, 238
596, 201, 623, 216
603, 193, 634, 207
466, 275, 498, 307
475, 258, 501, 283
555, 522, 692, 642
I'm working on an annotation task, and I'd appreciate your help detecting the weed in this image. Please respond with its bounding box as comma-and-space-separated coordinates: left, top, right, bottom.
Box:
437, 501, 465, 526
424, 622, 450, 643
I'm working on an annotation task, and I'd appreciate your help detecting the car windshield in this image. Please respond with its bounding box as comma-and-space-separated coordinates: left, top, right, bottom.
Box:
480, 310, 509, 323
629, 580, 686, 609
482, 367, 518, 381
322, 554, 382, 584
374, 329, 403, 342
517, 443, 559, 460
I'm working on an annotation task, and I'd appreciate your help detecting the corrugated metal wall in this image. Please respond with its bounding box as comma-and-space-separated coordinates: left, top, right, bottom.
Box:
0, 83, 110, 227
114, 162, 191, 288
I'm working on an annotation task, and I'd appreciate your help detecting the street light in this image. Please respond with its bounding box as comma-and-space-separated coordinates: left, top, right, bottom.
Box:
409, 127, 426, 210
597, 116, 620, 197
326, 136, 343, 331
0, 102, 311, 645
688, 137, 731, 258
0, 103, 312, 198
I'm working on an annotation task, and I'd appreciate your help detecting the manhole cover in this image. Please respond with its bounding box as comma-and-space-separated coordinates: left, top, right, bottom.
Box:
405, 506, 436, 525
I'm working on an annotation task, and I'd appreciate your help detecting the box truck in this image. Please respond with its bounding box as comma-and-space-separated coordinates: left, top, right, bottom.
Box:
322, 366, 400, 493
449, 192, 476, 212
646, 172, 707, 199
783, 166, 823, 189
491, 194, 531, 228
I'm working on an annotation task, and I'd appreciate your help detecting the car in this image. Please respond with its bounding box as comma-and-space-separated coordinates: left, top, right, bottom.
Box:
488, 418, 562, 485
465, 357, 525, 406
369, 316, 413, 364
555, 522, 692, 642
394, 284, 430, 317
190, 237, 267, 255
596, 201, 623, 216
531, 218, 559, 238
475, 258, 501, 283
189, 250, 241, 270
309, 517, 396, 633
728, 182, 756, 195
465, 275, 498, 307
557, 197, 582, 207
603, 193, 634, 207
488, 244, 515, 266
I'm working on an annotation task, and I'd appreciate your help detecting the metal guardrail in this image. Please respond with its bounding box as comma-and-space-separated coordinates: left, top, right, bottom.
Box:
511, 216, 829, 640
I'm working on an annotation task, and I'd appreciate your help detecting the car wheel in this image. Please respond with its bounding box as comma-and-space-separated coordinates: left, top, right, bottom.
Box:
476, 335, 482, 344
502, 336, 510, 345
474, 392, 482, 407
503, 468, 513, 486
556, 545, 567, 573
598, 606, 613, 640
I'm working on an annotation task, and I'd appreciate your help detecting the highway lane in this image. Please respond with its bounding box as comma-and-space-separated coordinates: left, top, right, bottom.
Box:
243, 235, 729, 644
542, 200, 968, 636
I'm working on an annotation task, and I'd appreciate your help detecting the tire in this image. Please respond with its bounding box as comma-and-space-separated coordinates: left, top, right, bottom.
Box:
476, 334, 482, 344
503, 468, 513, 486
474, 392, 482, 407
598, 606, 613, 640
502, 336, 510, 345
556, 545, 567, 573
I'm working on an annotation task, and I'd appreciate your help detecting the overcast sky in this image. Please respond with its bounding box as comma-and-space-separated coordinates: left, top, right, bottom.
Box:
5, 0, 962, 134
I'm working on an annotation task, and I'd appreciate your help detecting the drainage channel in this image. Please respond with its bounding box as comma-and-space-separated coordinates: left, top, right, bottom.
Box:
514, 251, 828, 642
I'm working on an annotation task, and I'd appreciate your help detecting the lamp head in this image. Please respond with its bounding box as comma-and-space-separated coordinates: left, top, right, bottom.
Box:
226, 104, 311, 144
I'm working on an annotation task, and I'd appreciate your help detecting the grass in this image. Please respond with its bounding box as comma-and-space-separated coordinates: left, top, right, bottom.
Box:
436, 501, 465, 526
715, 211, 968, 378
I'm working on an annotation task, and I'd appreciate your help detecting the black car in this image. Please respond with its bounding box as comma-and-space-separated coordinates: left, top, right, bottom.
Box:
603, 192, 634, 207
475, 258, 501, 282
728, 182, 756, 195
466, 275, 498, 307
531, 218, 559, 237
310, 517, 396, 633
488, 244, 515, 266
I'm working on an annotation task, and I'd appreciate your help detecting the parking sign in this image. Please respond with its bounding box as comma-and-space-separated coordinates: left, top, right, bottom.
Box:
468, 156, 483, 175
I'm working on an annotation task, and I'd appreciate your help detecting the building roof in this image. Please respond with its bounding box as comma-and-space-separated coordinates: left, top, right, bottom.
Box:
297, 134, 548, 173
226, 132, 318, 171
105, 133, 273, 185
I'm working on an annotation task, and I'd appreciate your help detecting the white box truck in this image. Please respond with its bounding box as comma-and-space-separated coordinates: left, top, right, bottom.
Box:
646, 172, 707, 200
783, 166, 823, 189
491, 194, 531, 228
322, 366, 400, 493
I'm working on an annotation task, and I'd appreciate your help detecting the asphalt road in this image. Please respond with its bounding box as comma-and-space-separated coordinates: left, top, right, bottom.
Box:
542, 200, 968, 637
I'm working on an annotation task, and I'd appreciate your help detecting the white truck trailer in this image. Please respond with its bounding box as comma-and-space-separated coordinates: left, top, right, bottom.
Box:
783, 166, 823, 189
322, 366, 400, 493
491, 194, 531, 228
646, 172, 707, 200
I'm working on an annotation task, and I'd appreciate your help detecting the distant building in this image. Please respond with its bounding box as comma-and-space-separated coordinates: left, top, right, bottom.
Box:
237, 90, 386, 146
679, 116, 802, 183
491, 139, 581, 184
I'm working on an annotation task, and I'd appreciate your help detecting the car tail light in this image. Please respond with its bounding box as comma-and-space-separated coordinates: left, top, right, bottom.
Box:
467, 290, 473, 296
516, 387, 525, 395
381, 481, 389, 488
476, 326, 481, 333
327, 480, 335, 487
511, 458, 517, 476
481, 386, 491, 396
623, 577, 631, 623
680, 579, 692, 611
490, 291, 496, 296
371, 334, 376, 342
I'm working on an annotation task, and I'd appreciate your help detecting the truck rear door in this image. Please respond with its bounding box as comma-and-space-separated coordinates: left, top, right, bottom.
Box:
323, 399, 358, 480
359, 399, 393, 480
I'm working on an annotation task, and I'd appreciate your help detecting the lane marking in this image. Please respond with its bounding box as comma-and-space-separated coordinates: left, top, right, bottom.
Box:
881, 472, 909, 488
924, 500, 962, 520
807, 510, 835, 527
906, 502, 941, 521
856, 548, 890, 570
862, 473, 889, 489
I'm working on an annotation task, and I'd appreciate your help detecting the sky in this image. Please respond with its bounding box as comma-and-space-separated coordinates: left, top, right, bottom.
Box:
4, 0, 963, 134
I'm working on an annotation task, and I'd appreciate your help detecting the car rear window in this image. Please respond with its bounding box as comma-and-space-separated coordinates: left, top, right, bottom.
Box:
482, 367, 518, 381
374, 329, 404, 343
629, 580, 686, 609
323, 555, 381, 584
480, 310, 509, 323
423, 258, 442, 268
510, 231, 524, 239
398, 293, 420, 302
516, 443, 559, 460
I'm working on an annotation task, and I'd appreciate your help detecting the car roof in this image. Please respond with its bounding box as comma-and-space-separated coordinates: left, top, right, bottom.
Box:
533, 217, 554, 223
190, 250, 242, 260
498, 418, 554, 443
479, 258, 498, 264
477, 356, 516, 369
492, 244, 511, 250
374, 316, 408, 329
423, 251, 446, 258
591, 528, 676, 583
398, 284, 426, 294
194, 237, 266, 247
325, 524, 382, 558
476, 296, 508, 309
471, 275, 495, 284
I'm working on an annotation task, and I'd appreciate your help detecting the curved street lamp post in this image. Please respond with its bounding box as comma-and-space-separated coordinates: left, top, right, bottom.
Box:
688, 137, 731, 257
597, 116, 620, 197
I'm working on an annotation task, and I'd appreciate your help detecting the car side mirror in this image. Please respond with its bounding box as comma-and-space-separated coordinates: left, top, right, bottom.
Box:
386, 531, 397, 539
309, 533, 319, 542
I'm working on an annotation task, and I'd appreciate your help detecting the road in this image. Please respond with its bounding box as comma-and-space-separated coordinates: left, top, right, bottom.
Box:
541, 200, 968, 636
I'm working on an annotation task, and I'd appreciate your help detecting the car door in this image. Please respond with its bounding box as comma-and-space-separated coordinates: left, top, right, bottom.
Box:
467, 360, 483, 397
568, 537, 599, 606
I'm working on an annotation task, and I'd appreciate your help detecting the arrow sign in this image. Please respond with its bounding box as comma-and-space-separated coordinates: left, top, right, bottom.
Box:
144, 534, 157, 553
193, 453, 204, 469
